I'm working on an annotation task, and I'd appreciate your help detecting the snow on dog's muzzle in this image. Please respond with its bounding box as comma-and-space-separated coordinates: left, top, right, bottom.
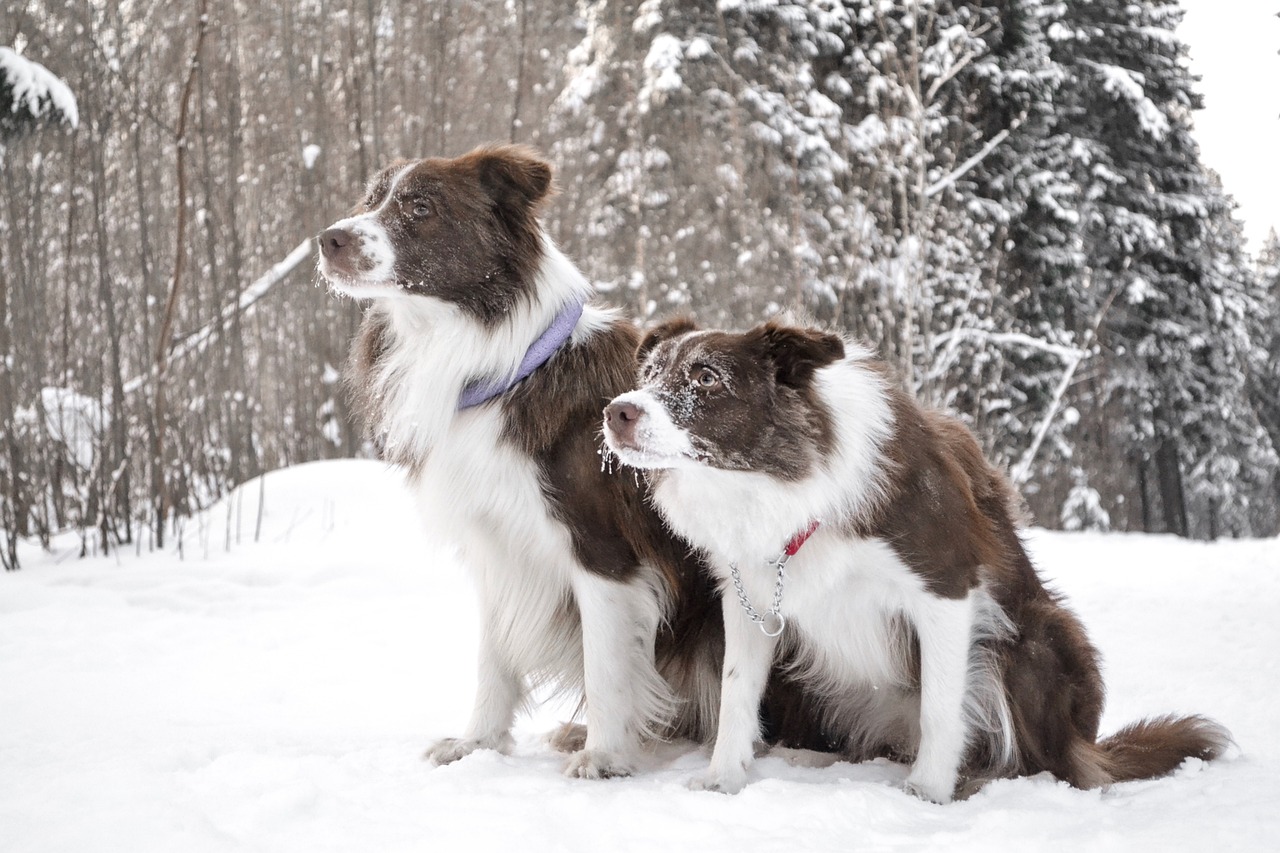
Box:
602, 390, 699, 469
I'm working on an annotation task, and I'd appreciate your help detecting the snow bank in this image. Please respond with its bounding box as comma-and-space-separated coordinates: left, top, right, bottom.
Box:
2, 460, 1276, 852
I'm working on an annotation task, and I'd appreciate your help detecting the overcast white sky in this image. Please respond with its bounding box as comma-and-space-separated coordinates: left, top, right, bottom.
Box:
1178, 1, 1280, 251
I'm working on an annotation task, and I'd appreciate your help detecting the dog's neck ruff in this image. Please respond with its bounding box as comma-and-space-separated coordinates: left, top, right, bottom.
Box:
457, 298, 585, 410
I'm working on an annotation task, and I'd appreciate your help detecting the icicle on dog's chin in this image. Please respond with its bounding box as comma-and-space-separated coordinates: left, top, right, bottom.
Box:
601, 436, 698, 473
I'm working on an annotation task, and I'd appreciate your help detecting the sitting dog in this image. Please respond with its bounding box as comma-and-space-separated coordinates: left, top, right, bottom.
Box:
601, 317, 1230, 801
315, 146, 823, 777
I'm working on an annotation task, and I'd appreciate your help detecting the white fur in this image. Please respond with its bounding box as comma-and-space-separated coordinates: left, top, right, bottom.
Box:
326, 226, 667, 776
621, 350, 1015, 802
565, 569, 675, 778
691, 593, 777, 793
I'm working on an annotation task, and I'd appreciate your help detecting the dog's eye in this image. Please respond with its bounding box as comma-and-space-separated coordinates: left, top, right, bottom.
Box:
411, 200, 431, 218
691, 366, 720, 389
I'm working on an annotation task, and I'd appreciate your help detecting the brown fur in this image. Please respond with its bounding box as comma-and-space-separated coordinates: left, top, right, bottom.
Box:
334, 145, 553, 326
634, 320, 843, 480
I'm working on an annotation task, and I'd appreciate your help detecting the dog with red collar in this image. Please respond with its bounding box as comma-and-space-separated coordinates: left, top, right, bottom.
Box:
603, 317, 1230, 802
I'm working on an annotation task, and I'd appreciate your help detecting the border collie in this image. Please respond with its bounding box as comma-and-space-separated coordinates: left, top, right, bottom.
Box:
601, 318, 1231, 801
315, 146, 817, 777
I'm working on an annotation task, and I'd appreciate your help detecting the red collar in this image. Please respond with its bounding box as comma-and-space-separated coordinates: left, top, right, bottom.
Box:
783, 520, 820, 558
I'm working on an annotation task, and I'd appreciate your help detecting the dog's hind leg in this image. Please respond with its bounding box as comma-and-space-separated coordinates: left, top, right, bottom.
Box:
905, 589, 977, 804
546, 721, 588, 753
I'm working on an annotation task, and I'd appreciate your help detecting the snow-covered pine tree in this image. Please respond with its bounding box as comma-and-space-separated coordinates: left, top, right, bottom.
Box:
1246, 230, 1280, 531
1177, 173, 1278, 537
549, 0, 1073, 447
961, 0, 1097, 497
549, 0, 856, 326
901, 0, 1087, 474
1255, 231, 1280, 447
1061, 467, 1111, 532
1041, 0, 1271, 537
830, 0, 1009, 398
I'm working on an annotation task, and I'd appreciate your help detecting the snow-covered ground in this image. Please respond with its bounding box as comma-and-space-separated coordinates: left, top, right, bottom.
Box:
2, 460, 1277, 852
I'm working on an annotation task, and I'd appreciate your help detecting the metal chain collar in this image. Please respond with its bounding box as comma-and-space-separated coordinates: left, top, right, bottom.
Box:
727, 552, 791, 638
726, 521, 818, 638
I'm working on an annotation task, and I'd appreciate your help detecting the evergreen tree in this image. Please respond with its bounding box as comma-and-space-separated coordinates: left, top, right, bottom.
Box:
1180, 175, 1277, 537
1249, 230, 1280, 526
1044, 0, 1269, 536
549, 0, 856, 327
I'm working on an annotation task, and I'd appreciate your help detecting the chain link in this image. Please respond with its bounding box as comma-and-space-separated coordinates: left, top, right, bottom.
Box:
728, 552, 789, 637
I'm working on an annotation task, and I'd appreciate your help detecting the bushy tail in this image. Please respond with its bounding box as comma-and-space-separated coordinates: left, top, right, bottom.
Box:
1078, 714, 1232, 786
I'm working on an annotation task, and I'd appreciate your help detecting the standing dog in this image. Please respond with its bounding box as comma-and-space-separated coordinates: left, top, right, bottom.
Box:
316, 146, 822, 777
602, 318, 1230, 801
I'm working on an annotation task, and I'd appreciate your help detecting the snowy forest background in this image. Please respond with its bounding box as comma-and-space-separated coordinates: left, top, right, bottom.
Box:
2, 0, 1278, 571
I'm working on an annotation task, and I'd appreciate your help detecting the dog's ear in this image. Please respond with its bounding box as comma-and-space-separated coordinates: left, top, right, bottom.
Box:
754, 321, 845, 388
638, 316, 699, 362
470, 144, 554, 211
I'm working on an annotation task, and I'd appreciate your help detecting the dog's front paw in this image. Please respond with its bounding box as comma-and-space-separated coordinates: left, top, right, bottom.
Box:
687, 768, 748, 794
546, 722, 588, 754
423, 735, 509, 766
563, 748, 634, 780
904, 773, 955, 804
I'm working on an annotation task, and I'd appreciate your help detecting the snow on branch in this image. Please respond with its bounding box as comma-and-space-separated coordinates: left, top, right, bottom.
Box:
0, 47, 78, 139
930, 324, 1095, 488
924, 116, 1022, 199
1010, 290, 1120, 486
1082, 59, 1169, 141
931, 327, 1088, 363
122, 239, 313, 395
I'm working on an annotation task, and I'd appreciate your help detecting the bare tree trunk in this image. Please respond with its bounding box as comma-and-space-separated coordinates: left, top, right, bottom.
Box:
224, 13, 257, 486
153, 0, 210, 548
363, 0, 384, 167
90, 118, 128, 554
509, 0, 529, 143
1155, 428, 1189, 537
0, 177, 20, 569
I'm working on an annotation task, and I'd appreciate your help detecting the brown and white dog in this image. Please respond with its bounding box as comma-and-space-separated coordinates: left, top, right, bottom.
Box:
314, 145, 720, 776
602, 318, 1231, 801
315, 146, 821, 777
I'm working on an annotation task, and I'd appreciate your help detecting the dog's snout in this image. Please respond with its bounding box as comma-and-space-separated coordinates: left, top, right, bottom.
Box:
604, 400, 643, 443
318, 227, 354, 260
607, 400, 641, 425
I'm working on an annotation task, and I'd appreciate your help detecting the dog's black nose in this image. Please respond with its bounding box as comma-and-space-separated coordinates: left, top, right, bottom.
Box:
604, 400, 642, 443
318, 227, 353, 259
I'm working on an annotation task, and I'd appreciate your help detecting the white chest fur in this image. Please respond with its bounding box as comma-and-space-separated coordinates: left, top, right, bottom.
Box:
720, 533, 925, 691
412, 406, 584, 679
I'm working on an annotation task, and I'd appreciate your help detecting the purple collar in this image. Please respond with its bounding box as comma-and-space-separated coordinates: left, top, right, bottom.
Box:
457, 299, 585, 410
